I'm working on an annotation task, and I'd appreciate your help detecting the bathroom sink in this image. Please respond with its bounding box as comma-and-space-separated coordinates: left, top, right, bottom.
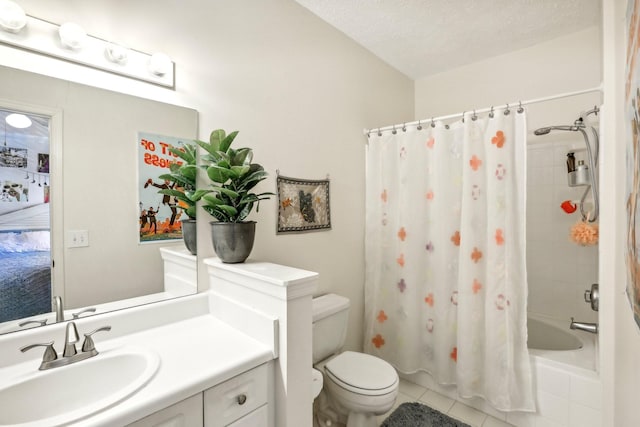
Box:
0, 346, 160, 427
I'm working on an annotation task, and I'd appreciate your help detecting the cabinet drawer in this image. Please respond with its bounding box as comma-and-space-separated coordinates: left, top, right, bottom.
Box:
227, 405, 268, 427
204, 363, 268, 427
127, 393, 203, 427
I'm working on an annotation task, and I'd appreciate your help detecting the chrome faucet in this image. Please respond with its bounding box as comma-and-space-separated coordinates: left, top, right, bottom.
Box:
20, 322, 112, 370
570, 317, 598, 334
53, 296, 64, 322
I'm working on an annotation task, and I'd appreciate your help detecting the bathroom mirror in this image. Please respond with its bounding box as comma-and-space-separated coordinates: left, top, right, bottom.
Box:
0, 65, 198, 334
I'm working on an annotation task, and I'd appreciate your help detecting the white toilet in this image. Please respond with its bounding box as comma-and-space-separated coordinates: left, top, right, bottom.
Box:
312, 293, 398, 427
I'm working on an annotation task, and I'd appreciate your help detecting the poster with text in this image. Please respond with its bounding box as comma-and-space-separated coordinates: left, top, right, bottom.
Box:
138, 132, 194, 243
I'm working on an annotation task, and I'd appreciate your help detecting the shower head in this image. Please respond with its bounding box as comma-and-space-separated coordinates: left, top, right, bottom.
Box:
533, 127, 552, 135
533, 125, 583, 136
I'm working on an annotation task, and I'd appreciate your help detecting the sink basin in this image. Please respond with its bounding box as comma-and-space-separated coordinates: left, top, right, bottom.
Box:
0, 346, 160, 427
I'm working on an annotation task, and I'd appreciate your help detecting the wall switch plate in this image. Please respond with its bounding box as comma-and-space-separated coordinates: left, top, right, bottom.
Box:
67, 230, 89, 248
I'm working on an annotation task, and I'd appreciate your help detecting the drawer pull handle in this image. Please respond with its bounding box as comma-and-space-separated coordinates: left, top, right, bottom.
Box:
237, 394, 247, 405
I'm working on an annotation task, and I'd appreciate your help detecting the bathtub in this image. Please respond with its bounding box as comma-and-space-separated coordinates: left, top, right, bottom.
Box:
400, 313, 600, 427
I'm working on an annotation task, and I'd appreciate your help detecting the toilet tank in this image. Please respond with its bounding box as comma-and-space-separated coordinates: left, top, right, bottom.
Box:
312, 293, 350, 364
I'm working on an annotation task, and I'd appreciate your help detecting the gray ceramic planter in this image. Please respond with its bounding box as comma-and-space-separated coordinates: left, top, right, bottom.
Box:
181, 219, 197, 256
210, 221, 256, 263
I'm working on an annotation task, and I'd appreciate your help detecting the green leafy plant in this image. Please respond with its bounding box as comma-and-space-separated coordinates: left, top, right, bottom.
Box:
156, 141, 201, 220
195, 129, 272, 222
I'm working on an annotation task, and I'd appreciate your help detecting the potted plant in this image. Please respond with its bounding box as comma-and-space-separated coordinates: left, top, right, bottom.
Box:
155, 141, 200, 255
195, 129, 272, 263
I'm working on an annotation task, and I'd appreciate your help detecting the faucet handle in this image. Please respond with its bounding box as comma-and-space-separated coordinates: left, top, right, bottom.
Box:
20, 341, 58, 364
18, 318, 48, 328
72, 307, 97, 319
81, 326, 112, 353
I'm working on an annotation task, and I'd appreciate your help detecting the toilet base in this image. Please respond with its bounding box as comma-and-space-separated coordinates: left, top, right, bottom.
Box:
346, 411, 377, 427
314, 385, 390, 427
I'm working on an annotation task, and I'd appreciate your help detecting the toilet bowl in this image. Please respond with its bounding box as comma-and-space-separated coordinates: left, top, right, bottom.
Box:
312, 294, 398, 427
312, 368, 324, 399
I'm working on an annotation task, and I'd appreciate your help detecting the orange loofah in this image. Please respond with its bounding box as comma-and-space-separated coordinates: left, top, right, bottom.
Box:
570, 219, 599, 246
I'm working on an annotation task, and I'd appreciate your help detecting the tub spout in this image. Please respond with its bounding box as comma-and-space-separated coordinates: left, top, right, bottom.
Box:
570, 317, 598, 334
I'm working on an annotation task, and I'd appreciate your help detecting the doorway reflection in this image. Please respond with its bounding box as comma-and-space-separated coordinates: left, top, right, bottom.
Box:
0, 108, 51, 323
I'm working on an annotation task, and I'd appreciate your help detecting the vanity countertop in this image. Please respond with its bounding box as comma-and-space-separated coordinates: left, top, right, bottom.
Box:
0, 303, 273, 427
80, 314, 273, 426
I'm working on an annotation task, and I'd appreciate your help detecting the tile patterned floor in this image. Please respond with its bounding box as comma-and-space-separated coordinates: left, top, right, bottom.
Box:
376, 378, 514, 427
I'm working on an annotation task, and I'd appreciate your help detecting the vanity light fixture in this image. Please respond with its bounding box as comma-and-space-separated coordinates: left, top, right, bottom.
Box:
58, 22, 87, 50
6, 113, 32, 128
0, 0, 26, 33
0, 9, 175, 87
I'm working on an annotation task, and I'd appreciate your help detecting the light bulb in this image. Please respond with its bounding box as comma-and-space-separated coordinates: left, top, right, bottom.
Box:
105, 43, 129, 64
59, 22, 87, 50
6, 113, 31, 128
0, 0, 26, 33
148, 53, 171, 76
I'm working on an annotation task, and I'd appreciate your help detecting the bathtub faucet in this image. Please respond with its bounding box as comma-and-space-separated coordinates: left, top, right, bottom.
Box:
570, 317, 598, 334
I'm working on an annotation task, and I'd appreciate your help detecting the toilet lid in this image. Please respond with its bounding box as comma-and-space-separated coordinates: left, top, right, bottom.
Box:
325, 351, 398, 396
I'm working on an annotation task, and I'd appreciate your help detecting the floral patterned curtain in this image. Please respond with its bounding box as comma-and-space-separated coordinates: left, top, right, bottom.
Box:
364, 109, 535, 411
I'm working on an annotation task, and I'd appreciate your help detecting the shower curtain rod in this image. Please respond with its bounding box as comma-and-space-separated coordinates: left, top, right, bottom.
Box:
363, 85, 603, 136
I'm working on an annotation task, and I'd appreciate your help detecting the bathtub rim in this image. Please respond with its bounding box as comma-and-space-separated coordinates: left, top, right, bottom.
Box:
527, 312, 598, 373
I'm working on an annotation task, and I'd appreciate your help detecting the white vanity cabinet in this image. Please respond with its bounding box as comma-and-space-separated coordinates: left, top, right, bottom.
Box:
128, 363, 269, 427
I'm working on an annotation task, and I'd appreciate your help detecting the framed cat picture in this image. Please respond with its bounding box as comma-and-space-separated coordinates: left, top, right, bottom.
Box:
276, 174, 331, 233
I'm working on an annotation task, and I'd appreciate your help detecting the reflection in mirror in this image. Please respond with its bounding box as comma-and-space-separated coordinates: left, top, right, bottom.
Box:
0, 65, 198, 335
0, 108, 52, 323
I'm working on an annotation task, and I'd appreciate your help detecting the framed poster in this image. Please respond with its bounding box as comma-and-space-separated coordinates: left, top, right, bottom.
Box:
138, 131, 194, 243
277, 175, 331, 233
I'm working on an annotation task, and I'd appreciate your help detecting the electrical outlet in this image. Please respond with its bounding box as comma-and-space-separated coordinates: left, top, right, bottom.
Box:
67, 230, 89, 248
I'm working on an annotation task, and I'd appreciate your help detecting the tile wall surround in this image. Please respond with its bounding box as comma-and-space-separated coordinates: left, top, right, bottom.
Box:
527, 137, 599, 323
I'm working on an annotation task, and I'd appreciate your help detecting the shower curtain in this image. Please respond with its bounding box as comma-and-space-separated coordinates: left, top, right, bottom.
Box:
364, 109, 535, 412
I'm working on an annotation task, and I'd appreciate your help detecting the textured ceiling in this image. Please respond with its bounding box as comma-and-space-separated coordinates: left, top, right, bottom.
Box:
294, 0, 601, 79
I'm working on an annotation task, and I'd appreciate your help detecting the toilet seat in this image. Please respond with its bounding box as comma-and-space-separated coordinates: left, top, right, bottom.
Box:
324, 351, 398, 396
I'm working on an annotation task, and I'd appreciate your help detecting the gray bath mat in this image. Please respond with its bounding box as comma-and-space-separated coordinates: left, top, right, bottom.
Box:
381, 402, 472, 427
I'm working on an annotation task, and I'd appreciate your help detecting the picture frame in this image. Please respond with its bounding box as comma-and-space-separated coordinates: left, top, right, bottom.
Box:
37, 153, 49, 173
277, 175, 331, 233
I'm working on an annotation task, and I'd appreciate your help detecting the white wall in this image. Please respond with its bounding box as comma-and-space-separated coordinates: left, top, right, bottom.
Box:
415, 27, 602, 131
1, 0, 414, 352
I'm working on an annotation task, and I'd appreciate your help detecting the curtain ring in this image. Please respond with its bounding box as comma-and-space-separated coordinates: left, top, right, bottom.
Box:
430, 117, 436, 128
489, 106, 494, 118
445, 124, 450, 130
402, 123, 407, 132
461, 111, 466, 123
504, 103, 510, 115
392, 125, 397, 135
417, 120, 422, 130
377, 128, 382, 137
471, 109, 477, 121
517, 101, 524, 113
